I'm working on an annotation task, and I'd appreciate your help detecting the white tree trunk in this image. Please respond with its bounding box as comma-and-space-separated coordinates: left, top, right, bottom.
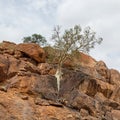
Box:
55, 66, 62, 92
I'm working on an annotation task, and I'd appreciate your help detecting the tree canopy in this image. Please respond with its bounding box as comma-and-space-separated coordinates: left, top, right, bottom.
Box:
52, 25, 103, 67
22, 34, 47, 47
52, 25, 103, 91
22, 25, 103, 92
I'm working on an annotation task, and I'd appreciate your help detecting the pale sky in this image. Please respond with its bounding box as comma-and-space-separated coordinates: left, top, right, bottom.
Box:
0, 0, 120, 71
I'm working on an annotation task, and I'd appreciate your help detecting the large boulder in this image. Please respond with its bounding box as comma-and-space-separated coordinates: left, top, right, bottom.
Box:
60, 70, 114, 99
7, 55, 20, 78
66, 90, 101, 117
0, 54, 9, 81
109, 69, 120, 85
7, 56, 41, 78
7, 74, 57, 100
63, 52, 97, 68
0, 41, 16, 55
59, 69, 120, 118
16, 43, 46, 63
77, 52, 97, 67
95, 61, 110, 82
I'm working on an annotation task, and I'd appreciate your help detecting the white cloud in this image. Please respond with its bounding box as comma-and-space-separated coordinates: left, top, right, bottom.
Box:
0, 0, 58, 43
56, 0, 120, 71
0, 0, 119, 71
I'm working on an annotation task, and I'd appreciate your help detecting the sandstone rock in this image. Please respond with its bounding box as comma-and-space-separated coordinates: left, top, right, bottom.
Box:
111, 110, 120, 120
94, 92, 107, 102
14, 50, 22, 58
7, 55, 20, 78
0, 54, 9, 81
109, 69, 120, 85
0, 41, 120, 119
110, 86, 120, 103
8, 74, 58, 100
95, 79, 114, 98
104, 99, 120, 109
0, 41, 16, 55
27, 75, 57, 100
77, 52, 97, 67
22, 61, 40, 74
0, 90, 81, 120
34, 97, 50, 106
37, 106, 81, 120
95, 61, 110, 82
80, 108, 89, 117
38, 63, 55, 75
0, 91, 35, 120
63, 52, 97, 68
68, 91, 101, 117
16, 43, 46, 63
61, 70, 114, 99
105, 112, 113, 120
7, 55, 40, 79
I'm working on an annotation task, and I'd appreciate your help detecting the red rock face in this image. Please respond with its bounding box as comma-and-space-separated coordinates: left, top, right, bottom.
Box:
16, 43, 46, 63
0, 41, 120, 120
78, 52, 97, 67
63, 52, 97, 68
0, 54, 9, 81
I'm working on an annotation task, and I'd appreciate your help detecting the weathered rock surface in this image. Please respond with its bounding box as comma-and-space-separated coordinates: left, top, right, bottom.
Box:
16, 43, 46, 63
0, 41, 120, 120
0, 54, 9, 81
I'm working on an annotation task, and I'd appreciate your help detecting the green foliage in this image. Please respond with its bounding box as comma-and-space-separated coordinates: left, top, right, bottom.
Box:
52, 25, 103, 67
52, 25, 103, 92
22, 34, 47, 47
43, 46, 57, 63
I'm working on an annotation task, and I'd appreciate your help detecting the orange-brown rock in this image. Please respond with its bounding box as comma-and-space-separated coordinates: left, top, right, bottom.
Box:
0, 54, 9, 81
95, 60, 110, 82
63, 52, 97, 68
7, 54, 20, 78
0, 41, 16, 55
109, 69, 120, 85
0, 41, 120, 119
38, 63, 56, 75
16, 43, 46, 63
76, 52, 97, 67
0, 90, 82, 120
111, 110, 120, 120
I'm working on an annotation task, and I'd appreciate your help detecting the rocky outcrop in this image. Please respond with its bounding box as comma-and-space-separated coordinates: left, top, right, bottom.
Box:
16, 43, 46, 63
0, 54, 9, 81
0, 41, 120, 120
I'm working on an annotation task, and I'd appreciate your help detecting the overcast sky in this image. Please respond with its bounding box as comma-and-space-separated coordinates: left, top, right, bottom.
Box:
0, 0, 120, 71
